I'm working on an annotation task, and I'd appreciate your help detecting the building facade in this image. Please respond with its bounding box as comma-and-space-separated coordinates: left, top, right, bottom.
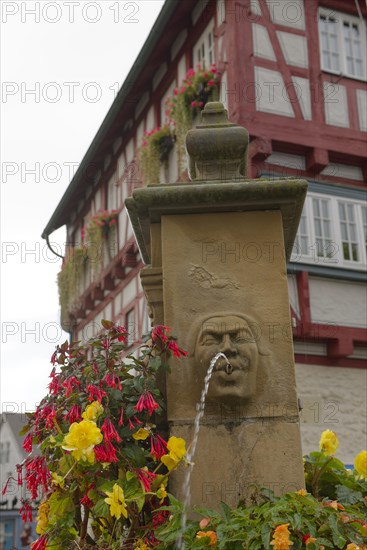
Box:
42, 0, 367, 463
0, 414, 37, 549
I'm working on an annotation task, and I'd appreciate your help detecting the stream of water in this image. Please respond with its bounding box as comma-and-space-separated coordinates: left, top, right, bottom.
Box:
177, 352, 230, 550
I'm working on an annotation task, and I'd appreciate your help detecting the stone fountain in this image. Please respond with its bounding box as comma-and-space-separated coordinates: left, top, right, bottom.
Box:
126, 102, 307, 509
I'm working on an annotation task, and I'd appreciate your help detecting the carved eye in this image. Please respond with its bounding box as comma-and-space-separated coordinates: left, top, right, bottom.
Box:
202, 334, 220, 345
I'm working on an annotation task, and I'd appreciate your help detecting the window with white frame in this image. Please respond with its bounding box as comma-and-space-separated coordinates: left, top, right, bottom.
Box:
318, 9, 366, 80
292, 193, 367, 268
193, 19, 215, 68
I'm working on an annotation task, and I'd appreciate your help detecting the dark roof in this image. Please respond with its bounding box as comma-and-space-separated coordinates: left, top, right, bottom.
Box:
41, 0, 185, 240
0, 413, 29, 455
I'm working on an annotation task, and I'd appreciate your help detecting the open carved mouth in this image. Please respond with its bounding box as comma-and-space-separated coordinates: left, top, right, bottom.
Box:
214, 356, 250, 375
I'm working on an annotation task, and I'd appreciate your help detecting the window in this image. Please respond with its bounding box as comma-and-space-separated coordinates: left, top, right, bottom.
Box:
193, 19, 215, 68
338, 202, 359, 261
0, 441, 10, 464
312, 197, 333, 259
292, 194, 366, 269
318, 9, 366, 79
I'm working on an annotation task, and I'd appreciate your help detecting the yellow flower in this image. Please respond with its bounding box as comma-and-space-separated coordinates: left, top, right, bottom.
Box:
306, 537, 317, 546
82, 401, 104, 421
51, 472, 65, 488
161, 436, 186, 471
319, 430, 339, 455
156, 483, 168, 503
104, 483, 128, 519
196, 530, 217, 547
354, 450, 367, 478
36, 501, 50, 535
270, 523, 293, 550
132, 428, 150, 441
62, 420, 103, 463
296, 489, 307, 496
134, 541, 148, 550
346, 544, 366, 550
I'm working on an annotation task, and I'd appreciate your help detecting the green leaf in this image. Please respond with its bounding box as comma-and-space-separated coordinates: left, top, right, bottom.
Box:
335, 485, 363, 505
101, 319, 114, 329
93, 497, 110, 518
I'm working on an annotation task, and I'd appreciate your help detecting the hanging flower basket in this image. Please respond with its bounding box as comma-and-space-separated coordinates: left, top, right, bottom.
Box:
138, 125, 174, 185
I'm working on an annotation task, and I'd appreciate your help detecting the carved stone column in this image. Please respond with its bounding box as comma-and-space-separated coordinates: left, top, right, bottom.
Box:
126, 102, 307, 508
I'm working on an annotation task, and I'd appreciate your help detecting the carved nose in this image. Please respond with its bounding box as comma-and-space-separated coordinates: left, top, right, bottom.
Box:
220, 334, 236, 355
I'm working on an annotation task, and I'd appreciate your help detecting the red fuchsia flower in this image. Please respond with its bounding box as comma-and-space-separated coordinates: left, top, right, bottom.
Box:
2, 476, 15, 495
150, 434, 167, 460
167, 339, 188, 358
115, 325, 128, 342
86, 384, 107, 403
135, 391, 160, 416
152, 510, 170, 528
199, 101, 204, 108
80, 493, 94, 508
118, 407, 124, 426
25, 456, 51, 500
191, 101, 198, 108
23, 433, 33, 453
94, 441, 118, 463
207, 79, 215, 87
101, 337, 109, 350
101, 418, 121, 443
136, 468, 157, 492
62, 376, 81, 397
20, 499, 33, 522
16, 464, 23, 486
31, 534, 48, 550
187, 68, 196, 77
103, 372, 122, 390
50, 350, 58, 365
48, 374, 61, 395
65, 404, 82, 424
151, 325, 170, 344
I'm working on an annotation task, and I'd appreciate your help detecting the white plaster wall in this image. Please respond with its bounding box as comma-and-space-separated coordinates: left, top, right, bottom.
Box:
177, 55, 186, 84
356, 89, 367, 132
121, 277, 138, 309
292, 77, 311, 120
295, 363, 367, 464
146, 105, 155, 133
252, 24, 275, 60
266, 0, 305, 29
254, 67, 295, 117
219, 70, 228, 110
217, 0, 225, 24
126, 139, 134, 164
277, 32, 308, 68
309, 277, 367, 328
323, 82, 349, 127
0, 421, 26, 500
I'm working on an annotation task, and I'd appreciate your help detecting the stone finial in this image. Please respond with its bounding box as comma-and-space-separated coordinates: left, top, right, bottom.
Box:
186, 101, 249, 181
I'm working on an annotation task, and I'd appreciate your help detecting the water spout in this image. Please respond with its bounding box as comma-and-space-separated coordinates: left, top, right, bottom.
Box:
177, 352, 230, 549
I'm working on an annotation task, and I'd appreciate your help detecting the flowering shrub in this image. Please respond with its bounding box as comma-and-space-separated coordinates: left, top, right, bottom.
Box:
8, 321, 367, 550
84, 209, 118, 277
150, 430, 367, 549
10, 321, 187, 549
57, 246, 88, 327
137, 65, 220, 183
165, 65, 220, 174
138, 126, 174, 185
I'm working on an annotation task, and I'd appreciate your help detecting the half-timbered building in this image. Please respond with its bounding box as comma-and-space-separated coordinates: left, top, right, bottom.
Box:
42, 0, 367, 463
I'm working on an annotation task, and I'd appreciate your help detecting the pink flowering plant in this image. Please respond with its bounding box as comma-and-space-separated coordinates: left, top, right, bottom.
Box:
11, 321, 187, 549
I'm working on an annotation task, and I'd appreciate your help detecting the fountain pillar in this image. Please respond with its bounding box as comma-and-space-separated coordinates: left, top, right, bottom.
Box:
126, 102, 307, 508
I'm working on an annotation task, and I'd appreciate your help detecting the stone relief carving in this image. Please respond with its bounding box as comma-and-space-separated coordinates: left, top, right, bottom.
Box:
191, 313, 270, 403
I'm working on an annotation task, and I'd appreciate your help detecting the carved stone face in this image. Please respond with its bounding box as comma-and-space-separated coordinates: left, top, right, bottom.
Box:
194, 315, 259, 403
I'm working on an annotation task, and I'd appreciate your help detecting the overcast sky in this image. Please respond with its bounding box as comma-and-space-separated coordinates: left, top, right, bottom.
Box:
1, 0, 165, 412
